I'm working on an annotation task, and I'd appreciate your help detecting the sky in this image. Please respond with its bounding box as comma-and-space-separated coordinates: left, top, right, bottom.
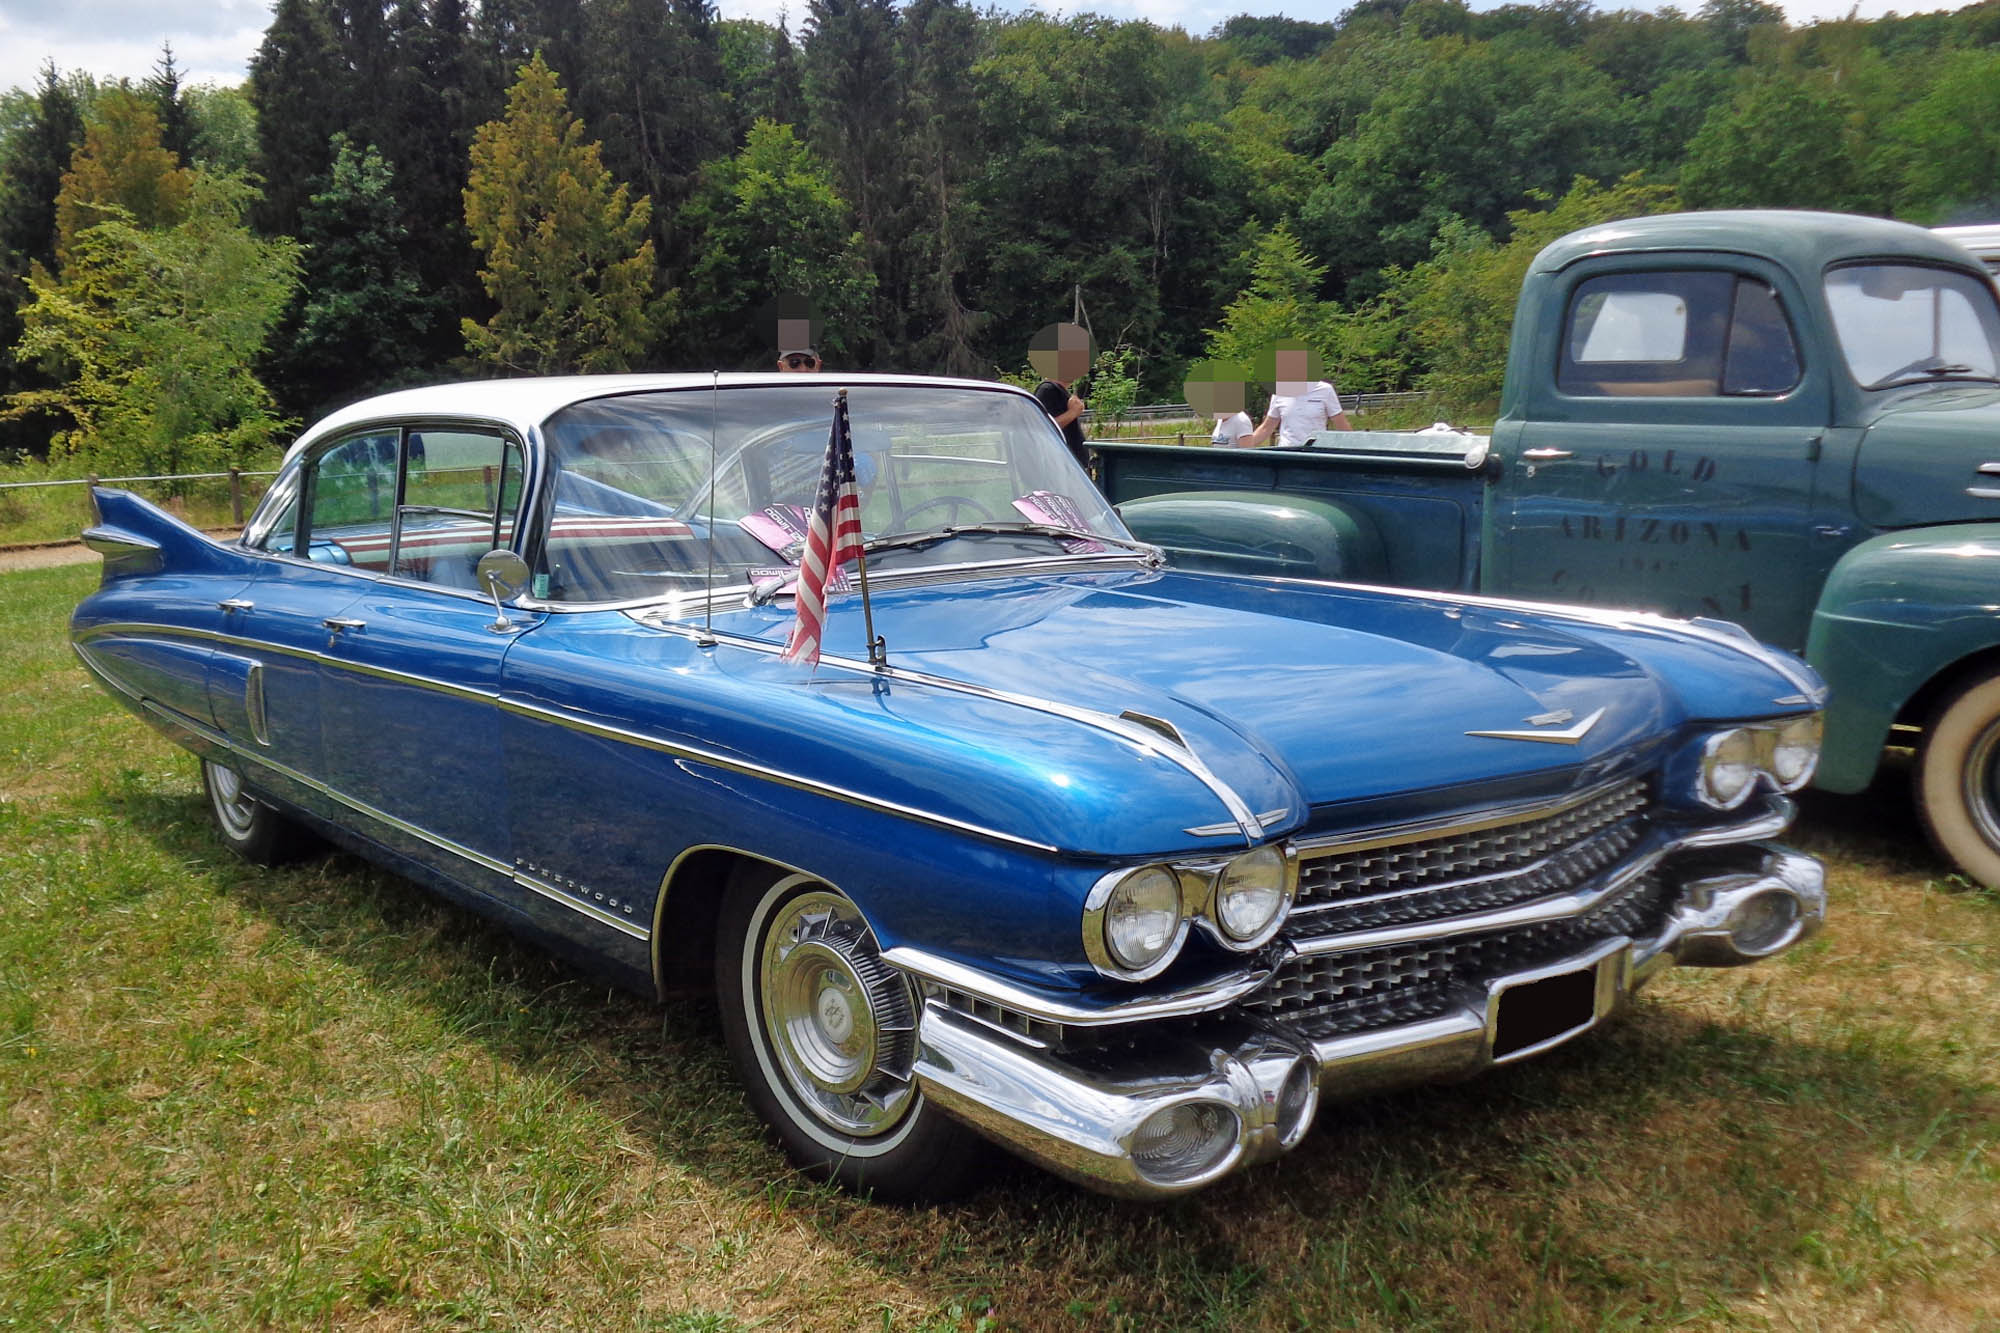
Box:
0, 0, 1964, 98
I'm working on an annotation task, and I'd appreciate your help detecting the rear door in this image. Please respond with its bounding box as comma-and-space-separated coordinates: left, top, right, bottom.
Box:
1492, 255, 1839, 651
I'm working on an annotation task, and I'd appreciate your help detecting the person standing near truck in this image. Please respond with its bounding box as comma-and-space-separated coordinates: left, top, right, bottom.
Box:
1029, 321, 1093, 468
1245, 344, 1352, 447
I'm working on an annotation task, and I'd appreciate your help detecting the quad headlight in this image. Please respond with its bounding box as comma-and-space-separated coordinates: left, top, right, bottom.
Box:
1085, 844, 1299, 980
1085, 865, 1186, 979
1205, 845, 1296, 948
1690, 713, 1824, 809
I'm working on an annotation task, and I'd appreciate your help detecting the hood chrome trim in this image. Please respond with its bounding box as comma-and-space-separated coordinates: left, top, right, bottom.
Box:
1466, 706, 1606, 745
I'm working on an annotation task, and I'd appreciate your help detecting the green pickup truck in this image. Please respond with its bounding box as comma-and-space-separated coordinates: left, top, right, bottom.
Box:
1098, 210, 2000, 886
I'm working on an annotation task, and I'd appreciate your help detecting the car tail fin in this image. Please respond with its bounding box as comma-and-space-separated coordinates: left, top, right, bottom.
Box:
84, 487, 242, 582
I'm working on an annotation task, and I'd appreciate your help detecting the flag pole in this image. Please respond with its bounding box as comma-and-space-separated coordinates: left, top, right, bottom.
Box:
840, 389, 888, 670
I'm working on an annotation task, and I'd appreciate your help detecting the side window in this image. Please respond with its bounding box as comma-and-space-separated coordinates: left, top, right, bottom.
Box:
296, 427, 525, 587
391, 429, 524, 588
1560, 271, 1798, 398
303, 431, 400, 567
1722, 280, 1803, 396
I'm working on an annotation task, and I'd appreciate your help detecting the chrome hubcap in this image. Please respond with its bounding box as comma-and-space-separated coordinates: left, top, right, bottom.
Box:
758, 890, 916, 1136
206, 761, 259, 840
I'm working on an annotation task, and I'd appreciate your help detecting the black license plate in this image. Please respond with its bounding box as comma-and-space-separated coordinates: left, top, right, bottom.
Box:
1493, 966, 1598, 1059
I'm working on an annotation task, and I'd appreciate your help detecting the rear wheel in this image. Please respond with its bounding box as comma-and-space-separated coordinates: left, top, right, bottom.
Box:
200, 759, 316, 866
1916, 674, 2000, 889
715, 867, 988, 1201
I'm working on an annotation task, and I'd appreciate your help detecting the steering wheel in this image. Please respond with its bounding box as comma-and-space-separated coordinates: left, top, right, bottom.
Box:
897, 494, 1000, 527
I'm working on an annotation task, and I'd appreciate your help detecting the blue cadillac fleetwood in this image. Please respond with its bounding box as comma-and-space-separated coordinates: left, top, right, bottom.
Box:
72, 375, 1828, 1200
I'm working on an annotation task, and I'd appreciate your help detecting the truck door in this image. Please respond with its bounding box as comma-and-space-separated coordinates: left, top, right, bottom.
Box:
1490, 257, 1838, 652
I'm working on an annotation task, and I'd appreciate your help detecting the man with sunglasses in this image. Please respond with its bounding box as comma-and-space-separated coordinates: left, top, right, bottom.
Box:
777, 345, 822, 373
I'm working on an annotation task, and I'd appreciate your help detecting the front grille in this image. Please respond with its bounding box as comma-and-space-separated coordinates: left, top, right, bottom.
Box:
1243, 872, 1672, 1041
1291, 777, 1651, 939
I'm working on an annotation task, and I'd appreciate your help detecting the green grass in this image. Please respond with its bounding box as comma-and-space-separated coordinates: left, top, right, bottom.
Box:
3, 561, 1997, 1330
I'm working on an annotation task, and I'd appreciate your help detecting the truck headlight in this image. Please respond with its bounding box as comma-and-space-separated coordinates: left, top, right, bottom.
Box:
1209, 845, 1295, 947
1085, 865, 1186, 979
1765, 713, 1823, 791
1698, 727, 1759, 809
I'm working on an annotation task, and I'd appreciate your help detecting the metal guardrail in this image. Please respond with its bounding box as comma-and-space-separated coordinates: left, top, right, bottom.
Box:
0, 467, 283, 528
1081, 391, 1435, 424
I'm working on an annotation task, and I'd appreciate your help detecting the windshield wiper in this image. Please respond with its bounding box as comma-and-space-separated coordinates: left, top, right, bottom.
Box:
1863, 362, 1998, 390
862, 521, 1158, 559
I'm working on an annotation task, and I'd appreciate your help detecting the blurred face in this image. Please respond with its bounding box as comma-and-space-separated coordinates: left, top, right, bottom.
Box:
1274, 348, 1312, 397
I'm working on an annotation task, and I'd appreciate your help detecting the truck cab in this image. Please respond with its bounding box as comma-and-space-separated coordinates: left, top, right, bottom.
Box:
1100, 210, 2000, 887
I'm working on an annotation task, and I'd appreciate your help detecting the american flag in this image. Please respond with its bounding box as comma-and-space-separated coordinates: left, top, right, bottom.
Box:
780, 393, 865, 665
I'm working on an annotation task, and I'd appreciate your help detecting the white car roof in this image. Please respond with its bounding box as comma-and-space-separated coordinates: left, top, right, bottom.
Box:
1934, 224, 2000, 272
285, 372, 1034, 462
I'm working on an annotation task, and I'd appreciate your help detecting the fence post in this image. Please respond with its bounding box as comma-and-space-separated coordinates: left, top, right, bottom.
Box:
85, 475, 98, 523
483, 464, 495, 508
1177, 432, 1184, 447
229, 467, 244, 524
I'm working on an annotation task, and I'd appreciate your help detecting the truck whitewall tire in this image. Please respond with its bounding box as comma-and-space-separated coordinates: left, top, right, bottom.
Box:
1917, 675, 2000, 890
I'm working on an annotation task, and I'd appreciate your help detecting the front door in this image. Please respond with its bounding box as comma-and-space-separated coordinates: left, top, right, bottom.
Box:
1492, 257, 1839, 652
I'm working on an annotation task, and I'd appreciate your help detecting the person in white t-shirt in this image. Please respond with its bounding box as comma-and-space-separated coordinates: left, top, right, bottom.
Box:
1184, 357, 1256, 447
1210, 409, 1254, 447
1245, 344, 1352, 447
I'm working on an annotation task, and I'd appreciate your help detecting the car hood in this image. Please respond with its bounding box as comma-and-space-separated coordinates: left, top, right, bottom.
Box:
592, 566, 1817, 858
1854, 385, 2000, 529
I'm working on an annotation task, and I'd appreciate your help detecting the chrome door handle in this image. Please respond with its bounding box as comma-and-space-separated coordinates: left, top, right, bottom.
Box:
1520, 447, 1574, 461
322, 617, 366, 631
1978, 462, 2000, 476
1966, 487, 2000, 500
217, 598, 254, 612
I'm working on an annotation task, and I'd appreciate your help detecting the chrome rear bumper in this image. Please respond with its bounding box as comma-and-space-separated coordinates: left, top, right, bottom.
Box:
911, 847, 1824, 1199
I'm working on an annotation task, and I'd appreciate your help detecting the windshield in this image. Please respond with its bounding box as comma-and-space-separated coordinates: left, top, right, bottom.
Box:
535, 382, 1132, 606
1824, 263, 2000, 389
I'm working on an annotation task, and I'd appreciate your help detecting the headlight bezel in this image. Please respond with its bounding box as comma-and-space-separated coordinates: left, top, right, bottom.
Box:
1686, 712, 1825, 809
1083, 864, 1190, 981
1185, 844, 1300, 951
1084, 843, 1299, 981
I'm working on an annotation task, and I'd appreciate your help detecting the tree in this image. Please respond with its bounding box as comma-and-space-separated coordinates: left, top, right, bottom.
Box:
677, 119, 875, 367
248, 0, 344, 237
461, 54, 657, 375
1881, 51, 2000, 221
0, 62, 86, 456
146, 43, 194, 163
274, 135, 452, 418
53, 90, 194, 265
1679, 77, 1869, 211
6, 172, 301, 477
1202, 224, 1345, 411
1383, 173, 1681, 408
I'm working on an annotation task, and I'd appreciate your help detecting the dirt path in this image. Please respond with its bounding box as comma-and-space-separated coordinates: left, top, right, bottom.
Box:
0, 542, 98, 573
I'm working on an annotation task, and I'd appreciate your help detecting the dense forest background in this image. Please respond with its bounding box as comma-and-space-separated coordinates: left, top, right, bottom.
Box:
2, 0, 1999, 473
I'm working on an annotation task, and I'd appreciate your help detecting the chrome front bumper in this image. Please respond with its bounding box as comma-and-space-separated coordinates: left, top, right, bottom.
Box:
912, 847, 1825, 1200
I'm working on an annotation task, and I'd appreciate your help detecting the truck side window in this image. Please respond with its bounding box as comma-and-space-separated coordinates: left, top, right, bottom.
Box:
1560, 271, 1797, 398
1721, 280, 1802, 396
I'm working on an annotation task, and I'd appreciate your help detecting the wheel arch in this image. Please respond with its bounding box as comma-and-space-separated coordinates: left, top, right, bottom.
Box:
650, 844, 834, 1001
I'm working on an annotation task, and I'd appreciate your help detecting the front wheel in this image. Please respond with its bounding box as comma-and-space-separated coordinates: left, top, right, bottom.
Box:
1915, 675, 2000, 889
201, 759, 316, 866
715, 867, 988, 1201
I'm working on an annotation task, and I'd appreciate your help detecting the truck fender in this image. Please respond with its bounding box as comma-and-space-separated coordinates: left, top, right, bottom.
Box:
1807, 523, 2000, 883
1114, 490, 1388, 583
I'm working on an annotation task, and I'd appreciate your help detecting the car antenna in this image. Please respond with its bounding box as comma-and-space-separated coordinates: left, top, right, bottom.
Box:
698, 371, 717, 647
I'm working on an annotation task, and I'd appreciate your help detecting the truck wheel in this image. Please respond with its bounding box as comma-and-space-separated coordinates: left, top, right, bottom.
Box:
200, 759, 317, 866
1916, 675, 2000, 889
715, 866, 988, 1201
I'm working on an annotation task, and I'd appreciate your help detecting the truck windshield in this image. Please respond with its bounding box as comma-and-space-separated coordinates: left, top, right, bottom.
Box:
1824, 264, 2000, 390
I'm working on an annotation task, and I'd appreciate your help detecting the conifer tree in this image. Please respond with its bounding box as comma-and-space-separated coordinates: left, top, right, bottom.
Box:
146, 43, 194, 163
461, 54, 657, 374
0, 62, 86, 456
248, 0, 344, 237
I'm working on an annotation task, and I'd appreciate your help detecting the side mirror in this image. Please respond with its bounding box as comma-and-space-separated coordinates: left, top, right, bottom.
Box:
476, 549, 531, 631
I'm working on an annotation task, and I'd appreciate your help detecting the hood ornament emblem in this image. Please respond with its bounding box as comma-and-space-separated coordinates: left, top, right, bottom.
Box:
1466, 706, 1606, 746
